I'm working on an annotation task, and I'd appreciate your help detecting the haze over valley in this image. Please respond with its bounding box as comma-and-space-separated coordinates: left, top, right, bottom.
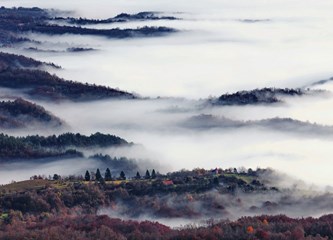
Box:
0, 0, 333, 238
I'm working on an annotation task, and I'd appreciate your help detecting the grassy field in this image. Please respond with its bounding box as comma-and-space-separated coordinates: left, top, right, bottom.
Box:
0, 179, 67, 194
0, 173, 256, 195
1, 178, 154, 192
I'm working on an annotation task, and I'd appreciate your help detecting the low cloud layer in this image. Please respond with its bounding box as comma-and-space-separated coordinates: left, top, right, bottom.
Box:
1, 0, 333, 195
5, 95, 323, 187
2, 0, 333, 98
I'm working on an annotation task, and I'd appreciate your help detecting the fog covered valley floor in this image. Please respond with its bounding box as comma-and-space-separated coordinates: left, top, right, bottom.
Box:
0, 1, 333, 239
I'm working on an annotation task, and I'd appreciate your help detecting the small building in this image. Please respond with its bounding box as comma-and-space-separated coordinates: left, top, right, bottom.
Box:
162, 180, 174, 186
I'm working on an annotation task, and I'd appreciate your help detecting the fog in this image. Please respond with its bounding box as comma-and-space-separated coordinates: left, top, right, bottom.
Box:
97, 169, 333, 228
0, 94, 321, 187
0, 158, 96, 184
98, 189, 333, 228
1, 0, 333, 224
2, 0, 333, 98
2, 86, 333, 186
0, 149, 164, 185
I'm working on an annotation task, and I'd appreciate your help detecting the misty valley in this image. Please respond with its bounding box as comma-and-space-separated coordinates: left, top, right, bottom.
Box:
0, 1, 333, 239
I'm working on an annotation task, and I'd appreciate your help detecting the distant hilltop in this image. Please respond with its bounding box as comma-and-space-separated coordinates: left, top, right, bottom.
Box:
0, 98, 63, 129
209, 88, 304, 106
0, 52, 137, 101
0, 7, 178, 46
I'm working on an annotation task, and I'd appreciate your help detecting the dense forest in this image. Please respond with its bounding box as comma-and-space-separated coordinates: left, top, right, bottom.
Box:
0, 52, 136, 101
0, 132, 129, 160
0, 98, 63, 129
0, 7, 178, 47
209, 88, 305, 106
0, 52, 60, 70
0, 67, 136, 101
0, 213, 331, 239
22, 25, 176, 39
56, 11, 179, 25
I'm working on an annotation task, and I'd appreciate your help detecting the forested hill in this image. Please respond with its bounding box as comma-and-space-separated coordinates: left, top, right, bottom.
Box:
0, 52, 60, 70
0, 52, 136, 101
0, 67, 136, 101
0, 168, 332, 239
209, 88, 305, 106
0, 98, 63, 129
0, 7, 177, 46
0, 132, 129, 160
56, 11, 179, 25
0, 213, 331, 239
0, 168, 273, 216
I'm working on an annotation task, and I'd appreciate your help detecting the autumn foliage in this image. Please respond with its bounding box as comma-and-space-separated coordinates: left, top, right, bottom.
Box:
0, 213, 331, 239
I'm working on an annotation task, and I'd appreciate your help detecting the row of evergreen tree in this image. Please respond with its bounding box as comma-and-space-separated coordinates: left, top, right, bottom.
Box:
84, 169, 157, 181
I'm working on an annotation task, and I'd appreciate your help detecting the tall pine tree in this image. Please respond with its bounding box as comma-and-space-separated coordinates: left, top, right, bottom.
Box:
105, 168, 112, 181
120, 171, 126, 180
145, 170, 151, 179
85, 170, 90, 181
151, 169, 156, 179
96, 168, 102, 181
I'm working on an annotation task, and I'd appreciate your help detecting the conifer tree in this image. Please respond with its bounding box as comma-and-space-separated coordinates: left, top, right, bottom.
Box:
85, 170, 90, 181
96, 168, 102, 181
145, 170, 151, 179
120, 171, 126, 180
105, 168, 112, 181
151, 169, 156, 179
53, 174, 60, 180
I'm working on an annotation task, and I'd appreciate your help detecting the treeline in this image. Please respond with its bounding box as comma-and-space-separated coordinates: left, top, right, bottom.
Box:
0, 211, 331, 239
0, 52, 135, 102
24, 132, 128, 148
20, 24, 176, 38
0, 98, 63, 129
0, 7, 47, 46
0, 7, 177, 47
209, 87, 304, 106
184, 114, 333, 138
0, 67, 136, 101
0, 132, 129, 160
0, 52, 60, 70
56, 11, 178, 25
90, 154, 140, 176
83, 167, 157, 182
0, 168, 272, 216
1, 168, 332, 239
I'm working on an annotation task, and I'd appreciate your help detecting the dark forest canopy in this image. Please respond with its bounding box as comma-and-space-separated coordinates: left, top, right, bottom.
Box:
209, 88, 305, 106
56, 11, 179, 25
0, 66, 136, 101
0, 98, 63, 129
0, 52, 60, 70
0, 7, 178, 46
0, 52, 136, 101
0, 132, 129, 160
23, 25, 176, 38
